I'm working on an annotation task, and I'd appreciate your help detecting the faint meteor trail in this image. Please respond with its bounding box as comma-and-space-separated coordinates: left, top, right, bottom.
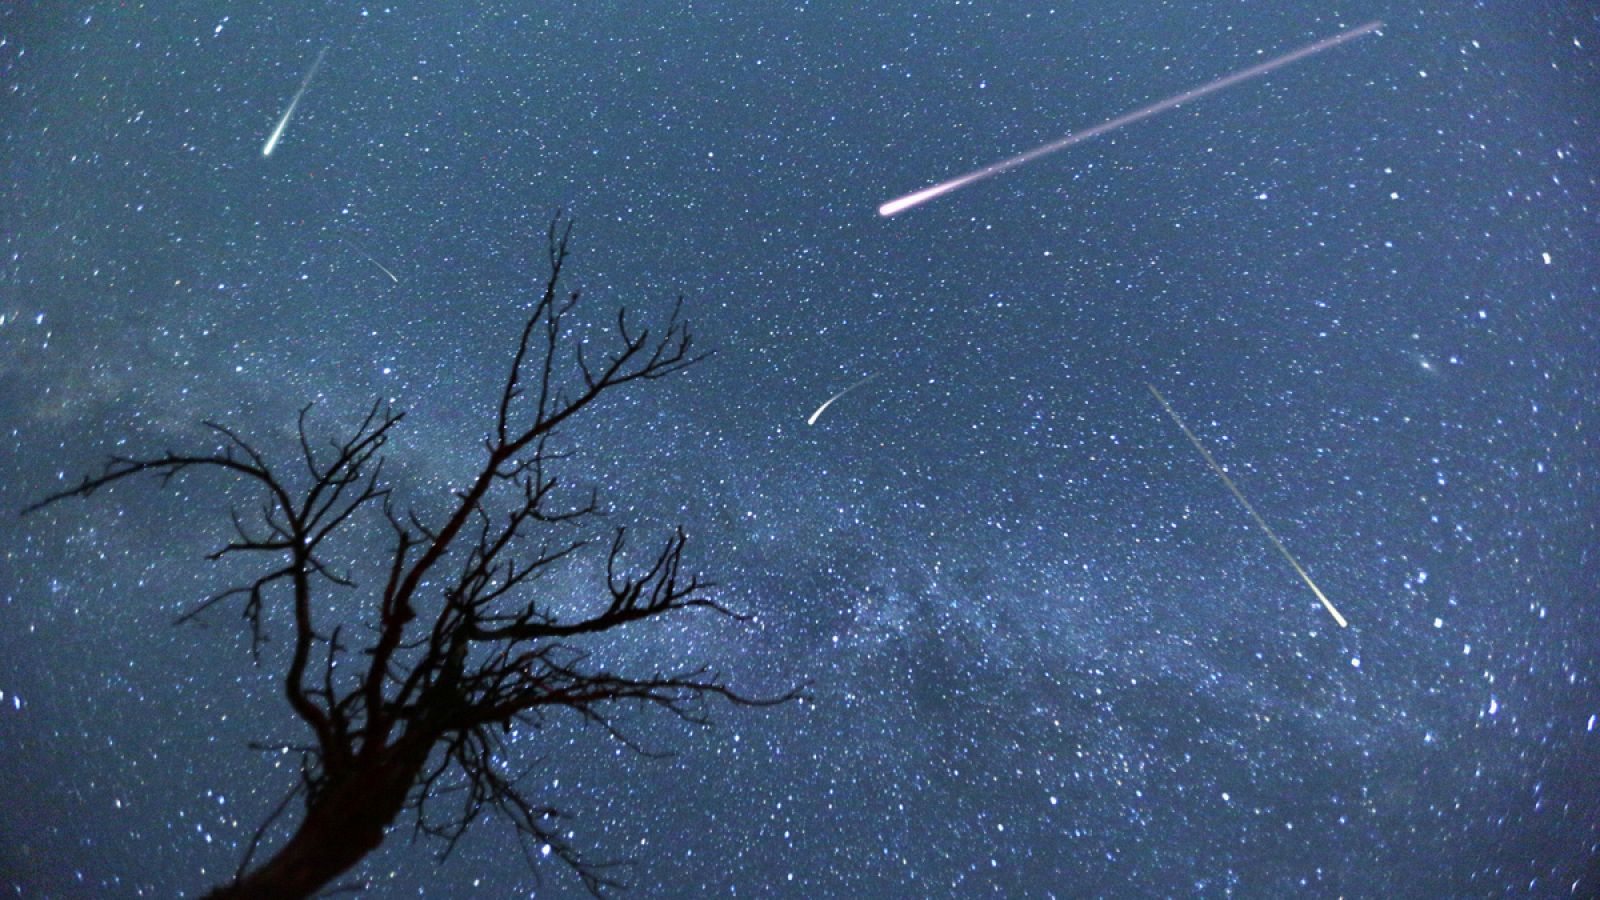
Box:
807, 373, 878, 425
1147, 383, 1349, 628
366, 257, 400, 284
341, 238, 400, 283
262, 47, 328, 158
879, 20, 1383, 217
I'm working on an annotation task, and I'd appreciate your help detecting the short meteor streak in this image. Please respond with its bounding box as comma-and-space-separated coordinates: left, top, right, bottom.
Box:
263, 47, 328, 158
879, 20, 1383, 217
367, 257, 400, 284
341, 238, 400, 284
807, 373, 878, 425
1147, 383, 1348, 628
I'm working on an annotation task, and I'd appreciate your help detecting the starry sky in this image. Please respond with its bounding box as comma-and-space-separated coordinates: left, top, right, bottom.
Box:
3, 2, 1598, 897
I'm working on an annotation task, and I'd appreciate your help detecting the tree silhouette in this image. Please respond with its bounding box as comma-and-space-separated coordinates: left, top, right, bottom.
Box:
25, 215, 798, 898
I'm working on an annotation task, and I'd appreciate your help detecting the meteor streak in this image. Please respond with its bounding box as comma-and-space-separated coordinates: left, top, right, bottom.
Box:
367, 257, 400, 284
262, 47, 328, 158
807, 373, 878, 425
1147, 383, 1348, 628
879, 21, 1383, 217
341, 238, 400, 284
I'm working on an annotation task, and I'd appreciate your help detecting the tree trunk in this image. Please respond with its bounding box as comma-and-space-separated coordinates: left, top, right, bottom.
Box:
204, 741, 431, 900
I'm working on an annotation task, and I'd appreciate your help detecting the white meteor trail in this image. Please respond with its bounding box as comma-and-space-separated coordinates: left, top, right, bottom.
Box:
367, 257, 400, 284
341, 238, 400, 283
262, 47, 328, 158
807, 373, 878, 425
1147, 383, 1349, 628
879, 21, 1383, 217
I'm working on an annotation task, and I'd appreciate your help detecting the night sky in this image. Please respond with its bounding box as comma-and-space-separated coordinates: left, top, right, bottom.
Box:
4, 2, 1598, 897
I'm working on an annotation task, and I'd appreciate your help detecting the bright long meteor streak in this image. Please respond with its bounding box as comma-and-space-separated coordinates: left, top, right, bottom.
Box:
1147, 384, 1349, 628
807, 373, 879, 425
263, 47, 328, 158
879, 21, 1383, 217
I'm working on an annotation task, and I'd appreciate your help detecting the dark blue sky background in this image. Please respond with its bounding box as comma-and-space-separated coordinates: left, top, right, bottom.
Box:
3, 2, 1597, 896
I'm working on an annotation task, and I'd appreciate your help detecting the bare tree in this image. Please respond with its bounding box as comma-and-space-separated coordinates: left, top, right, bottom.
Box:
25, 215, 799, 898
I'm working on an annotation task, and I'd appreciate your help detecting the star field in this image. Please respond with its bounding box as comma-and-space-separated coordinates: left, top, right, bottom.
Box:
3, 2, 1598, 896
